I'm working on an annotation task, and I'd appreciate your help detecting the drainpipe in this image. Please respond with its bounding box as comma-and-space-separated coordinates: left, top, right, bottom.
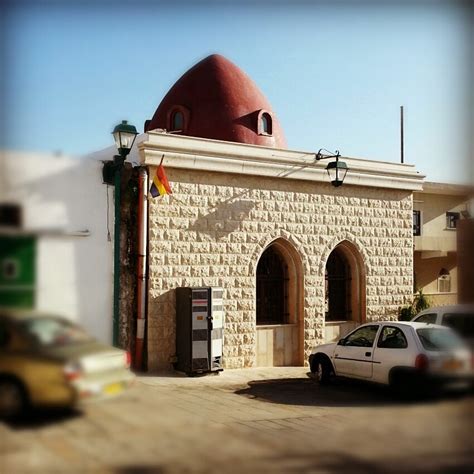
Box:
134, 167, 148, 370
112, 157, 123, 347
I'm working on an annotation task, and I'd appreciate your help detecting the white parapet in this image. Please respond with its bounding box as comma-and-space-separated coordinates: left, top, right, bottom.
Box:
139, 131, 425, 191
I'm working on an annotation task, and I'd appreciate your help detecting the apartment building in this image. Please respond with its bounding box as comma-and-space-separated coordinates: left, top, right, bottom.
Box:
413, 182, 471, 306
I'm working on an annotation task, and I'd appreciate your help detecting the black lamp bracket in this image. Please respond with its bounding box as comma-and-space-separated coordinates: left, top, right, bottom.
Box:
316, 148, 340, 161
102, 155, 126, 185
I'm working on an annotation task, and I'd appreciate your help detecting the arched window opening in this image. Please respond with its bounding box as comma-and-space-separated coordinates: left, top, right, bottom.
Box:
262, 113, 272, 135
438, 268, 451, 293
325, 248, 352, 321
261, 112, 272, 135
170, 110, 184, 132
256, 246, 289, 325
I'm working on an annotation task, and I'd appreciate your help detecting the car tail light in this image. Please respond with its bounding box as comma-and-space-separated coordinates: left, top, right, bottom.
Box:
64, 362, 83, 381
125, 351, 131, 368
415, 354, 429, 371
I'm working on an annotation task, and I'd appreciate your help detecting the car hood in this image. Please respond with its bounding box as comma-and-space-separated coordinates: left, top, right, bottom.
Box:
37, 340, 124, 362
311, 343, 336, 355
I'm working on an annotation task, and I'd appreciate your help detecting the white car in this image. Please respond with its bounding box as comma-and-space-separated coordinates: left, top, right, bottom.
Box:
308, 321, 472, 390
412, 305, 474, 347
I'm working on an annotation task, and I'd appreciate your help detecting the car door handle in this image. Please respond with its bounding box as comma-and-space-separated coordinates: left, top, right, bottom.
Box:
365, 352, 371, 357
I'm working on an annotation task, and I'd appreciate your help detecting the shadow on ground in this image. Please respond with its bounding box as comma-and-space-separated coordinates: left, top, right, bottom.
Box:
138, 370, 222, 379
113, 467, 165, 474
4, 407, 82, 430
112, 450, 474, 474
260, 450, 474, 474
235, 377, 470, 408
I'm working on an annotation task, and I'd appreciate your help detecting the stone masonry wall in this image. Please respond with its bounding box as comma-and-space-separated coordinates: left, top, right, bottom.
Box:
147, 167, 414, 371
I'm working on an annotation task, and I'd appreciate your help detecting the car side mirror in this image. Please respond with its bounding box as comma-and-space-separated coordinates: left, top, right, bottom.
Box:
337, 338, 346, 346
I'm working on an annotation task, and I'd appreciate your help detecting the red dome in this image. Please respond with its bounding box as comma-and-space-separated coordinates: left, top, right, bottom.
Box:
145, 54, 287, 148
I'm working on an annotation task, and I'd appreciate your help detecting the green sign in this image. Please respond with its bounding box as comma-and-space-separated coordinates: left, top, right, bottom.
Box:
0, 236, 36, 309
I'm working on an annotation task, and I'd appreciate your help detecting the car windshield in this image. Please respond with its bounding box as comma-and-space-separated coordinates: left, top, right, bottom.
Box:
416, 327, 465, 352
19, 317, 93, 347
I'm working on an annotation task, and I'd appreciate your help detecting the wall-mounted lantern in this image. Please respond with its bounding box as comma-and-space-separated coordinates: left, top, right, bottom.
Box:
113, 120, 139, 160
316, 149, 348, 187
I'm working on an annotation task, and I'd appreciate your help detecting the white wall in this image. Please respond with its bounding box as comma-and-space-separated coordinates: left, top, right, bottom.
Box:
0, 150, 114, 343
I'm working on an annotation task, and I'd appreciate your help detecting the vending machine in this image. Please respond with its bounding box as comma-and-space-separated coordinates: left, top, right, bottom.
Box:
175, 287, 224, 375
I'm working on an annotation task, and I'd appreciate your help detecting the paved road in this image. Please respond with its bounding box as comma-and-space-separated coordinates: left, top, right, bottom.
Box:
1, 368, 473, 473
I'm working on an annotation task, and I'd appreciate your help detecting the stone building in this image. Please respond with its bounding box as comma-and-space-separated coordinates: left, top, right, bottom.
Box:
139, 132, 423, 370
127, 53, 424, 371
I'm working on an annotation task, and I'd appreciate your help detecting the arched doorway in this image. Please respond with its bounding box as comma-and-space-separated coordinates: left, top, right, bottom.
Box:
255, 239, 303, 366
324, 241, 366, 343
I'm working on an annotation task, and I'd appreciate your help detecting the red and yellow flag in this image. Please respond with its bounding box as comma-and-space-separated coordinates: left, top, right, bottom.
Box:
150, 164, 172, 197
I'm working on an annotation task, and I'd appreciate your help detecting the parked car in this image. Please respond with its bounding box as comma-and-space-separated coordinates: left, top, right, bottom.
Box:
0, 309, 134, 418
412, 305, 474, 347
308, 321, 472, 391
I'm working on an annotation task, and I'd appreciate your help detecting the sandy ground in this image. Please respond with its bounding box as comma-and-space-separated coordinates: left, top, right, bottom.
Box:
1, 367, 473, 473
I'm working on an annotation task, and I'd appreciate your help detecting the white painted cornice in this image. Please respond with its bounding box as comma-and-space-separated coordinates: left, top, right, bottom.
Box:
417, 181, 473, 196
138, 131, 425, 191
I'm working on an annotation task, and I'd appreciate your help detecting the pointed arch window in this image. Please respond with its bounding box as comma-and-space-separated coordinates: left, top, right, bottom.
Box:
256, 246, 289, 325
325, 249, 352, 321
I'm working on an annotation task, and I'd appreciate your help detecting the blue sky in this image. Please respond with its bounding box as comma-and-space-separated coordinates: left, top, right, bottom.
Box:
2, 1, 472, 183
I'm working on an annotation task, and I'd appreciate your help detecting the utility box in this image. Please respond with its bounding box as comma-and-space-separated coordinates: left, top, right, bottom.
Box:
175, 287, 224, 375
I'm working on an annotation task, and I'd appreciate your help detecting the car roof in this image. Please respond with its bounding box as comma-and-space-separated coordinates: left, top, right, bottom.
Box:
0, 308, 64, 321
361, 320, 447, 329
417, 304, 474, 315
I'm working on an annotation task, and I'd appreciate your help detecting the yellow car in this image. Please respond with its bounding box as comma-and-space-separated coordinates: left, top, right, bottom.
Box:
0, 309, 134, 418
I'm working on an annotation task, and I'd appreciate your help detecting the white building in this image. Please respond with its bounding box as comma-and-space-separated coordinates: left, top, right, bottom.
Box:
0, 150, 114, 344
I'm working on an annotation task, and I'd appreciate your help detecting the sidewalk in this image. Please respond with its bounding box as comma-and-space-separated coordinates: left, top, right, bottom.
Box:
1, 367, 472, 473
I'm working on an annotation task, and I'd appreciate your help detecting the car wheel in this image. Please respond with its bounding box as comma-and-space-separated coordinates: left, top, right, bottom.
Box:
313, 358, 332, 385
0, 379, 27, 419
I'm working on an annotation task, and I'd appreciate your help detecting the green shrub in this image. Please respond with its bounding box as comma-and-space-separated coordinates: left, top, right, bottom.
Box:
398, 289, 430, 321
414, 289, 430, 313
398, 305, 415, 321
